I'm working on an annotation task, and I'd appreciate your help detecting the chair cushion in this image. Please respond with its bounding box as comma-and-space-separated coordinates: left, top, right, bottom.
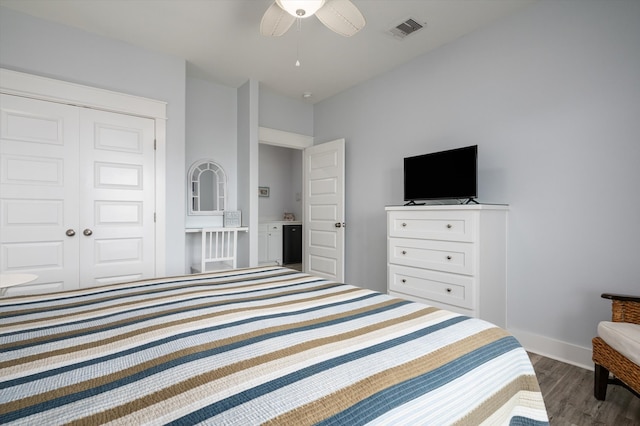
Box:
598, 321, 640, 366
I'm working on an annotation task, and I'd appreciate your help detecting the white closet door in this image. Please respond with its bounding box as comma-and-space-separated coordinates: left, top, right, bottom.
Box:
0, 94, 80, 293
79, 108, 156, 287
1, 94, 157, 293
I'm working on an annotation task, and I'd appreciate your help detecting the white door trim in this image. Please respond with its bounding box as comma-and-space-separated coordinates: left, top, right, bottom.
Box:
0, 69, 167, 119
259, 127, 313, 149
0, 68, 167, 277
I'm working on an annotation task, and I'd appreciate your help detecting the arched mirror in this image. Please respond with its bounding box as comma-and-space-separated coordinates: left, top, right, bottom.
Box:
188, 160, 227, 215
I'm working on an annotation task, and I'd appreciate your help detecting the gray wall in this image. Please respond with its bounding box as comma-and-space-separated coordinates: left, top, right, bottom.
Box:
259, 144, 303, 222
186, 76, 238, 230
257, 87, 309, 228
0, 6, 187, 276
258, 87, 310, 228
314, 0, 640, 361
259, 87, 313, 135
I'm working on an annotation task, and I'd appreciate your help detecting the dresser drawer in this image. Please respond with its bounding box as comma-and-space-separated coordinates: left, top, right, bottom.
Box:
388, 237, 475, 275
388, 210, 475, 242
388, 265, 474, 310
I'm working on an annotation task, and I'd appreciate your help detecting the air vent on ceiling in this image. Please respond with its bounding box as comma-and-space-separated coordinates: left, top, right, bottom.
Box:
389, 18, 425, 40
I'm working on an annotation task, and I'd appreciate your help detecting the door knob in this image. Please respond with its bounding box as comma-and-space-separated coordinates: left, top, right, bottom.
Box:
83, 228, 93, 236
66, 229, 76, 237
335, 223, 342, 228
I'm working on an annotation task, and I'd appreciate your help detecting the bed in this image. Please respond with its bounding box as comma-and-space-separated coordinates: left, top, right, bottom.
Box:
1, 266, 548, 425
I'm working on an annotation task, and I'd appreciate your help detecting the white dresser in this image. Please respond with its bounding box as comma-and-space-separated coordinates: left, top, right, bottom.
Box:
386, 205, 508, 328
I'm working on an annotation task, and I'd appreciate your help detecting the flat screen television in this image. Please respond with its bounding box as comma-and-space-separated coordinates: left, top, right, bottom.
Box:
404, 145, 477, 204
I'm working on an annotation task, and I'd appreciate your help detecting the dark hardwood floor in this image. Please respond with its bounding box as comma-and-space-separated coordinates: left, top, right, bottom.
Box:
528, 352, 640, 425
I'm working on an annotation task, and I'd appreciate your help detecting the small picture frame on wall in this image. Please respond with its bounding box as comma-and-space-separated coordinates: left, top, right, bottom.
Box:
258, 186, 270, 197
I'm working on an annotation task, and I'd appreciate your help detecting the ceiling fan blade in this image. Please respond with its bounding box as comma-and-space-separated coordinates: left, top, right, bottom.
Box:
260, 1, 296, 37
315, 0, 366, 37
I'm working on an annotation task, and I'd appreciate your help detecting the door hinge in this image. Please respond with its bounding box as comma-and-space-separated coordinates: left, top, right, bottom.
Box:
154, 139, 157, 150
154, 212, 156, 223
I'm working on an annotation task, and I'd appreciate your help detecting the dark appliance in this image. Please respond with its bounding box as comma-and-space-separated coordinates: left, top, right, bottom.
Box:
283, 224, 302, 264
403, 145, 478, 204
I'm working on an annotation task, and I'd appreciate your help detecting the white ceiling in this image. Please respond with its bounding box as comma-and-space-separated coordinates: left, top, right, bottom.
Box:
0, 0, 537, 103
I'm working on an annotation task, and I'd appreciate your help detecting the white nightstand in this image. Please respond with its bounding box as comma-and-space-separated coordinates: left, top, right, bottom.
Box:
0, 273, 38, 296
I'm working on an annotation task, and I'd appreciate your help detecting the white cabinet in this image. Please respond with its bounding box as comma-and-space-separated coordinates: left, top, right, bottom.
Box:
386, 205, 508, 327
258, 222, 283, 265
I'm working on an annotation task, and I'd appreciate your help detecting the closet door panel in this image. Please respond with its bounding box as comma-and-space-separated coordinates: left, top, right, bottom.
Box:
79, 108, 155, 287
0, 94, 80, 293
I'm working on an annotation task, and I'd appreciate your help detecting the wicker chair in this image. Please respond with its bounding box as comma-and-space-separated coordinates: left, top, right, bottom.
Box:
592, 293, 640, 400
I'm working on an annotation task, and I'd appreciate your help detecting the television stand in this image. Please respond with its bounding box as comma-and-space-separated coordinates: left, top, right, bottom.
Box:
404, 200, 426, 206
463, 198, 479, 205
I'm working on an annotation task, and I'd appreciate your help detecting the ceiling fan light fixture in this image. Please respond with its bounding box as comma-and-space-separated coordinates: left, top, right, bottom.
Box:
261, 0, 365, 37
276, 0, 325, 18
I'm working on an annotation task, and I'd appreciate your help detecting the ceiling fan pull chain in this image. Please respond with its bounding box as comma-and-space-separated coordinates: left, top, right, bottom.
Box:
295, 18, 302, 67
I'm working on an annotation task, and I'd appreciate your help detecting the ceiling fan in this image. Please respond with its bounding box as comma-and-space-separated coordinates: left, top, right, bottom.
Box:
260, 0, 366, 37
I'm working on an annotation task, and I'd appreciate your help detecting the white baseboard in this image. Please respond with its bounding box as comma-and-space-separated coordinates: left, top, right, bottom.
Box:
508, 327, 593, 371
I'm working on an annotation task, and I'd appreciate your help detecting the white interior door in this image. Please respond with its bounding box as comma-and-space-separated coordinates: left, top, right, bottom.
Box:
79, 108, 156, 287
0, 94, 156, 293
303, 139, 345, 282
0, 94, 81, 293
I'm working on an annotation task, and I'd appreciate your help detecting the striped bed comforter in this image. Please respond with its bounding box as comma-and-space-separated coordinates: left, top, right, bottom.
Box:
1, 266, 548, 425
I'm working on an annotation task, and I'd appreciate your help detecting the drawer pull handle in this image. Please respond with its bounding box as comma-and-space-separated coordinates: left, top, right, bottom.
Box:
446, 255, 452, 260
402, 250, 407, 255
446, 288, 452, 293
401, 223, 407, 227
447, 224, 452, 229
401, 279, 406, 283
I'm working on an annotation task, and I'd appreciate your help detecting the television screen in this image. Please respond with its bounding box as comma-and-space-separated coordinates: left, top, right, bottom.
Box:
404, 145, 477, 203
